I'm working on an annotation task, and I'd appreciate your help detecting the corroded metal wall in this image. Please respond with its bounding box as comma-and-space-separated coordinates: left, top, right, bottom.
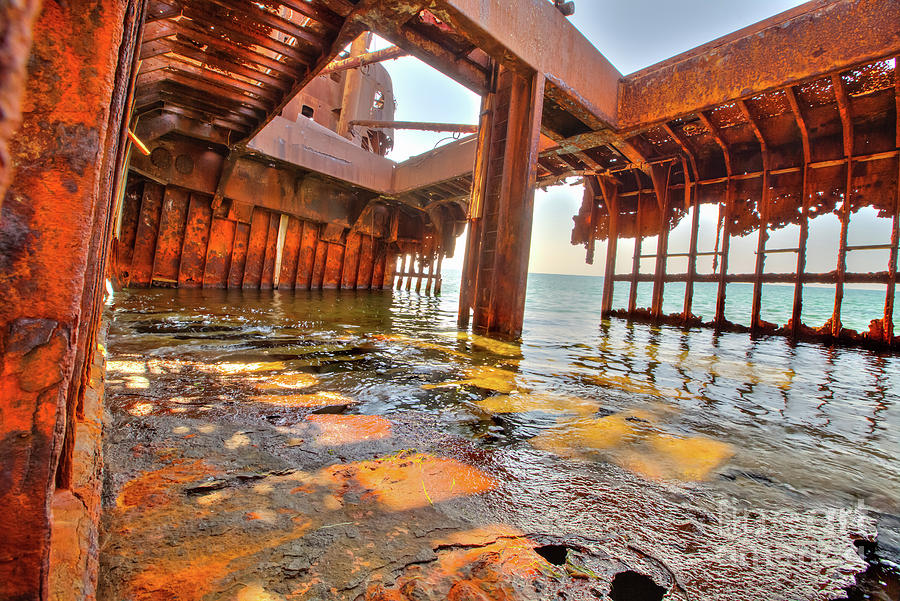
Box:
0, 0, 142, 599
114, 179, 399, 292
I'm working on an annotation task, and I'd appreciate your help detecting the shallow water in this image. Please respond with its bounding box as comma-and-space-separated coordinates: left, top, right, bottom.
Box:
101, 272, 900, 600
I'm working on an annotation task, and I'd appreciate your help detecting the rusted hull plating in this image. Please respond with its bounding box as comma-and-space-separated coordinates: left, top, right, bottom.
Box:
114, 179, 400, 292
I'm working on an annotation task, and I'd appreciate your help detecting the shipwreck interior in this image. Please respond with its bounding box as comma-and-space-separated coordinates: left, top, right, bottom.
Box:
0, 0, 899, 599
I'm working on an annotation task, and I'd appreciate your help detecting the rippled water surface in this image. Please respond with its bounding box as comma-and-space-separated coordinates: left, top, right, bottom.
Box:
104, 271, 900, 599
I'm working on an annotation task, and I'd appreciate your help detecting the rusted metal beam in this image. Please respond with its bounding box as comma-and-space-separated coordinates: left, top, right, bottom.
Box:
140, 37, 289, 88
350, 1, 490, 96
139, 54, 281, 101
464, 67, 545, 339
650, 164, 671, 319
831, 73, 854, 337
714, 180, 734, 329
885, 58, 900, 342
349, 120, 478, 133
599, 177, 619, 316
785, 85, 811, 339
682, 158, 701, 325
181, 4, 318, 62
0, 0, 138, 597
0, 0, 41, 207
739, 99, 771, 333
194, 0, 327, 51
629, 190, 643, 314
429, 0, 620, 126
239, 16, 364, 143
661, 123, 699, 182
459, 77, 495, 327
613, 271, 897, 286
618, 0, 900, 130
698, 108, 735, 325
321, 45, 408, 75
170, 20, 305, 77
278, 0, 344, 30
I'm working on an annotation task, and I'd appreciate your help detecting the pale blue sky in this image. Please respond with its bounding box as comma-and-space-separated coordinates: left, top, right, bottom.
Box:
372, 1, 892, 277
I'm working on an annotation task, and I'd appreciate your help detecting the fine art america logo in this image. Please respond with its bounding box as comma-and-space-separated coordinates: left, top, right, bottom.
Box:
711, 497, 873, 569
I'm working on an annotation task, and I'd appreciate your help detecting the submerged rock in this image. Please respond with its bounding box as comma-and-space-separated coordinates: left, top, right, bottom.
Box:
531, 409, 734, 482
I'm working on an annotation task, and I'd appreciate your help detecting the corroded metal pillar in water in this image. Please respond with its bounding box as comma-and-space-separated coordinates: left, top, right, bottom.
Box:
458, 66, 544, 339
0, 0, 140, 598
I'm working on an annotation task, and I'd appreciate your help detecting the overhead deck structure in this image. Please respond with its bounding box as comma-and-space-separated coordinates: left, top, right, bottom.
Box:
1, 1, 900, 599
573, 0, 900, 347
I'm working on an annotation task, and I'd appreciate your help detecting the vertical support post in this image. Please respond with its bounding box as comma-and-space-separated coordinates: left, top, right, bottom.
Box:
661, 124, 701, 325
406, 250, 414, 291
425, 255, 435, 294
699, 111, 734, 330
715, 180, 734, 328
787, 86, 811, 338
397, 253, 408, 290
0, 0, 138, 598
885, 163, 899, 342
459, 66, 544, 339
884, 60, 900, 344
683, 177, 701, 324
740, 100, 770, 334
458, 78, 495, 328
650, 164, 671, 320
336, 33, 371, 138
751, 166, 770, 332
585, 176, 600, 264
434, 253, 444, 295
600, 177, 619, 316
831, 73, 854, 337
629, 192, 643, 314
415, 249, 424, 293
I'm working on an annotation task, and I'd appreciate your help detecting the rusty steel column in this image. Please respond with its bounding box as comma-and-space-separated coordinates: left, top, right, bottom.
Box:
336, 33, 372, 139
628, 192, 644, 314
715, 181, 734, 329
885, 160, 899, 343
0, 0, 43, 207
434, 252, 444, 295
740, 100, 770, 334
600, 177, 619, 317
650, 165, 671, 321
787, 86, 811, 339
831, 74, 854, 337
0, 0, 137, 598
885, 65, 900, 343
459, 84, 494, 328
751, 169, 770, 333
683, 182, 701, 324
461, 66, 544, 339
699, 111, 734, 330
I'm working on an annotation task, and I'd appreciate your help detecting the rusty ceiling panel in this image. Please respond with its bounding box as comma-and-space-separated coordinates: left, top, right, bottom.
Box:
133, 0, 352, 144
